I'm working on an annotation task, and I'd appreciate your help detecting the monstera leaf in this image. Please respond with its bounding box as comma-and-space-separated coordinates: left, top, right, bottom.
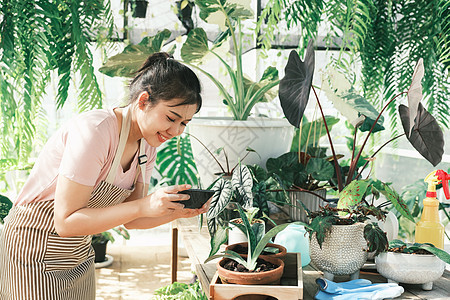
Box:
407, 58, 424, 136
399, 103, 444, 166
279, 40, 315, 128
99, 29, 173, 77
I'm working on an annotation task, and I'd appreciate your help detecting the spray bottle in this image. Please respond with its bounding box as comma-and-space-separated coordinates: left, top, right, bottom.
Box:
414, 170, 450, 249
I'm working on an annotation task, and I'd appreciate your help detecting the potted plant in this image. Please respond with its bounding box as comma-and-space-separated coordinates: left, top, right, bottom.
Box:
92, 226, 130, 264
0, 195, 13, 235
228, 207, 265, 246
99, 0, 294, 188
205, 203, 290, 286
376, 239, 450, 290
307, 178, 415, 281
180, 0, 294, 187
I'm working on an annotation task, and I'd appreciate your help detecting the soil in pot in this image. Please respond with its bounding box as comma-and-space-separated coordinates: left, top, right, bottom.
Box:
222, 257, 279, 273
388, 245, 431, 255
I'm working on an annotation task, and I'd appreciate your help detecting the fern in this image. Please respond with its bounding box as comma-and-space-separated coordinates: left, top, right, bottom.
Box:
0, 0, 114, 178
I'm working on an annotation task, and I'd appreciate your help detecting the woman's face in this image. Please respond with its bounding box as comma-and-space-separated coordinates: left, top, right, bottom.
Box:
135, 96, 198, 147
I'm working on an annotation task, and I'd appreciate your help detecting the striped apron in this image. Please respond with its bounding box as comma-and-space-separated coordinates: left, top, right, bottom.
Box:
0, 106, 146, 300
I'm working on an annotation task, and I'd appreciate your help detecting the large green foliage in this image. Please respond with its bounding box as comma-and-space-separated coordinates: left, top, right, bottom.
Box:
258, 0, 450, 129
0, 0, 114, 174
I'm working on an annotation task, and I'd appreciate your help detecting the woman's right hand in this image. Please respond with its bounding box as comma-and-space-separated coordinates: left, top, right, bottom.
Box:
140, 184, 191, 217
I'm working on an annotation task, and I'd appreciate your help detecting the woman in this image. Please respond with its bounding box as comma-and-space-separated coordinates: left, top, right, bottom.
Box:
0, 52, 208, 299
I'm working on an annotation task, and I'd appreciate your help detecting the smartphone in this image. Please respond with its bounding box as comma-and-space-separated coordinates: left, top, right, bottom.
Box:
176, 189, 215, 209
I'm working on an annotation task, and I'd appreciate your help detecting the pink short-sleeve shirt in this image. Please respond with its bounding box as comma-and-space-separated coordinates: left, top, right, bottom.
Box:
15, 108, 157, 205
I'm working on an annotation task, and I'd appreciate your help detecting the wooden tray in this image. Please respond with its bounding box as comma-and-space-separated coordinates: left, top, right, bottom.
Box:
209, 252, 303, 300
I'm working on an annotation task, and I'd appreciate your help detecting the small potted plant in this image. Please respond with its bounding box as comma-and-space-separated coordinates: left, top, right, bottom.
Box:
376, 239, 450, 290
0, 194, 13, 234
92, 226, 130, 263
205, 203, 290, 285
306, 178, 414, 281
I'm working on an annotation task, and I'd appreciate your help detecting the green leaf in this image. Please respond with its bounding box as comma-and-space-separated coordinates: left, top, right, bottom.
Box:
290, 116, 340, 152
180, 28, 210, 63
208, 224, 228, 256
0, 194, 13, 223
305, 157, 334, 181
231, 165, 253, 207
207, 179, 232, 219
308, 215, 335, 248
379, 183, 415, 223
195, 0, 253, 30
322, 69, 384, 132
364, 223, 388, 256
99, 29, 172, 77
337, 179, 371, 211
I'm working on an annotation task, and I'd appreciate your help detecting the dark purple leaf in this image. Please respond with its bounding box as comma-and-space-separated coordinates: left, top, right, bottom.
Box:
399, 103, 444, 166
279, 40, 315, 128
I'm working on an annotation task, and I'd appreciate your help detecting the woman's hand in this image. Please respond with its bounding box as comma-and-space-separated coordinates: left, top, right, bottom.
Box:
140, 184, 191, 217
174, 197, 211, 219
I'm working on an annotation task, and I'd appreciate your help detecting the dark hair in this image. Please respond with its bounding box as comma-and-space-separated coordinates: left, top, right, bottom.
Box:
129, 52, 202, 112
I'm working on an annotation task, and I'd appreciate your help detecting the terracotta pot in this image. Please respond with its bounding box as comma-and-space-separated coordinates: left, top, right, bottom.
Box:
310, 223, 368, 280
217, 255, 284, 285
226, 242, 287, 262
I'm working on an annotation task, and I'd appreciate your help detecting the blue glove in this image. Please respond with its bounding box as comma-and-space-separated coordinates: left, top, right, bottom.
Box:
315, 278, 404, 300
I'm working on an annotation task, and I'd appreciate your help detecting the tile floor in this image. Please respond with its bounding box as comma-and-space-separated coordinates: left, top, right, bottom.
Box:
95, 224, 194, 300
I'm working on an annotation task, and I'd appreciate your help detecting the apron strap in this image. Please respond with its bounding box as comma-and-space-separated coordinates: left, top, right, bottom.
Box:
105, 106, 132, 184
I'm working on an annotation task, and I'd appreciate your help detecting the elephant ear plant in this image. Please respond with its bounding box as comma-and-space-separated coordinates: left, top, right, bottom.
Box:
279, 40, 445, 193
205, 203, 292, 271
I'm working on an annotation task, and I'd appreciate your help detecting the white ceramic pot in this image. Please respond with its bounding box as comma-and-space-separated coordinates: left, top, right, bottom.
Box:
228, 218, 265, 245
310, 223, 368, 281
188, 117, 294, 187
375, 252, 446, 290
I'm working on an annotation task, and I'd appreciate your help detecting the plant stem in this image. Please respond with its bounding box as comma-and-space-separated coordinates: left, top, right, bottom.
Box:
355, 133, 405, 179
270, 185, 329, 202
312, 86, 343, 191
347, 91, 408, 185
186, 133, 226, 174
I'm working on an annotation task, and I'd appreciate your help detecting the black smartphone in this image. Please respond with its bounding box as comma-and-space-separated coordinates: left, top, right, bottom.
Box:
176, 189, 215, 209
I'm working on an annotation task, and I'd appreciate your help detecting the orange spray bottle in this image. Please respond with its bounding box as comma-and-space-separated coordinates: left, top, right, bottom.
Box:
414, 170, 450, 249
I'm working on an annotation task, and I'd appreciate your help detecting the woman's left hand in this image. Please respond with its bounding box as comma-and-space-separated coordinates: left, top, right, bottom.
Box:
174, 197, 211, 219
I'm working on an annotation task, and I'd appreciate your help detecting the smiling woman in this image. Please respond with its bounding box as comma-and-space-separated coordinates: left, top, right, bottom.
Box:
0, 52, 211, 300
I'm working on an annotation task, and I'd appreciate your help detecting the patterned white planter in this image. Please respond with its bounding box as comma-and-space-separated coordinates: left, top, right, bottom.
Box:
375, 252, 446, 290
310, 223, 368, 281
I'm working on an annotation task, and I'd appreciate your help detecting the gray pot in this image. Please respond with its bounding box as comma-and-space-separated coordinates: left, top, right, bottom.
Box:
287, 189, 327, 222
310, 223, 368, 280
